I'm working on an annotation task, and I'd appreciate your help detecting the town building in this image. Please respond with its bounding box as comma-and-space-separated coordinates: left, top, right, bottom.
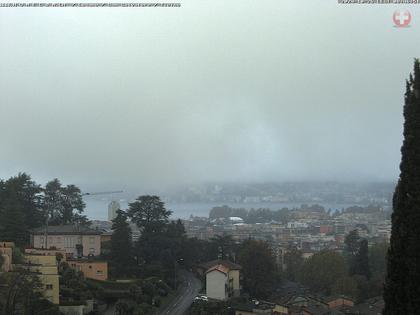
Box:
108, 200, 121, 221
100, 231, 112, 243
30, 225, 102, 258
0, 242, 14, 272
23, 253, 60, 304
67, 259, 108, 281
202, 260, 241, 300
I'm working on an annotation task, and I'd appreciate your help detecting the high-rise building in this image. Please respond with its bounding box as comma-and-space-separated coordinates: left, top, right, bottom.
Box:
108, 200, 120, 221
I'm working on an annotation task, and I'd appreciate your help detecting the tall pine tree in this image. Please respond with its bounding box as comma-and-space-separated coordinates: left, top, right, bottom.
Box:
0, 174, 40, 246
0, 200, 27, 246
44, 179, 87, 225
384, 59, 420, 314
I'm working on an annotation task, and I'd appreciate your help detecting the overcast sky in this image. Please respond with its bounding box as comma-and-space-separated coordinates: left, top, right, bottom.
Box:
1, 0, 419, 193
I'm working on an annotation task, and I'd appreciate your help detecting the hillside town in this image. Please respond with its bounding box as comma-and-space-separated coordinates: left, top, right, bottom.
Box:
183, 205, 391, 250
0, 190, 391, 314
2, 1, 420, 314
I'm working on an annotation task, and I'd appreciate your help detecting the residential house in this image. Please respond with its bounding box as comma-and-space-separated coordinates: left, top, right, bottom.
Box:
100, 231, 112, 243
235, 306, 271, 315
202, 260, 241, 300
0, 241, 14, 272
324, 296, 354, 309
341, 296, 383, 315
30, 225, 102, 257
67, 259, 108, 281
23, 254, 60, 304
59, 300, 96, 315
234, 301, 288, 315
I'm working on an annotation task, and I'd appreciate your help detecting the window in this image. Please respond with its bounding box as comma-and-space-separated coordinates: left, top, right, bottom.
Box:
96, 270, 103, 275
89, 237, 95, 244
64, 237, 71, 248
89, 265, 92, 269
46, 284, 53, 290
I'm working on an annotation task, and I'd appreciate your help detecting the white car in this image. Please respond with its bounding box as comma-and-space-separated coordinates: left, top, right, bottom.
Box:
194, 295, 209, 301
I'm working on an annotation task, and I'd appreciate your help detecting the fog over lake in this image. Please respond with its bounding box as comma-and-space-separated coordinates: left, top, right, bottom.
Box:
1, 1, 418, 195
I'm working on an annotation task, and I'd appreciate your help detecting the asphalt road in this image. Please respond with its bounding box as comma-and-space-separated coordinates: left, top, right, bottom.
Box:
158, 270, 202, 315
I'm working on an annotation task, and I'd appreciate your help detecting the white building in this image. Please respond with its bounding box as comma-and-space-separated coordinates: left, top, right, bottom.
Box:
287, 221, 309, 229
205, 260, 241, 300
229, 216, 244, 224
108, 200, 121, 221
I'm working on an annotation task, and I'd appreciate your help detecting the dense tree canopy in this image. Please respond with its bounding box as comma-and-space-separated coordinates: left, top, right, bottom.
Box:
0, 174, 88, 246
237, 240, 277, 299
0, 268, 59, 315
44, 179, 87, 225
345, 230, 361, 258
300, 250, 346, 295
128, 195, 172, 233
353, 239, 370, 279
0, 173, 43, 245
344, 230, 370, 279
332, 275, 359, 299
126, 196, 190, 287
210, 234, 237, 261
370, 241, 388, 280
283, 248, 304, 282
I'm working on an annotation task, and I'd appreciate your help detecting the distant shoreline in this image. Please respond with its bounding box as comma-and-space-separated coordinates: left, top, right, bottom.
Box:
84, 199, 387, 221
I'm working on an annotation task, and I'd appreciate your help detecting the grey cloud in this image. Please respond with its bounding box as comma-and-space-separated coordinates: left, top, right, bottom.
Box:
0, 0, 417, 192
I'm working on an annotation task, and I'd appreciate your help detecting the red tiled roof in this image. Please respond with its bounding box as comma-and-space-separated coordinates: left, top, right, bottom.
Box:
206, 264, 230, 275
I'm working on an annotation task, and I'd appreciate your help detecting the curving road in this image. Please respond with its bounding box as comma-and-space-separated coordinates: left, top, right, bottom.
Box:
158, 270, 202, 315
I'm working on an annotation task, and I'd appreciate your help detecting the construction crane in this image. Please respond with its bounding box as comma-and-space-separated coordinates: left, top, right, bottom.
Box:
82, 190, 124, 221
82, 190, 123, 196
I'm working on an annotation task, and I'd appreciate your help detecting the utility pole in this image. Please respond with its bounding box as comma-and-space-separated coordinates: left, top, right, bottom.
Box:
44, 201, 50, 249
174, 259, 177, 290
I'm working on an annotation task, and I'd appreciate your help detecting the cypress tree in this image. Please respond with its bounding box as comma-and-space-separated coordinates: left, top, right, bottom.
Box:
345, 230, 361, 258
110, 210, 134, 277
384, 59, 420, 315
345, 230, 361, 276
354, 239, 370, 279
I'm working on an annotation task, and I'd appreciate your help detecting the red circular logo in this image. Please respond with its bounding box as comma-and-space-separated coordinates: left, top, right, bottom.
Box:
393, 10, 412, 28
